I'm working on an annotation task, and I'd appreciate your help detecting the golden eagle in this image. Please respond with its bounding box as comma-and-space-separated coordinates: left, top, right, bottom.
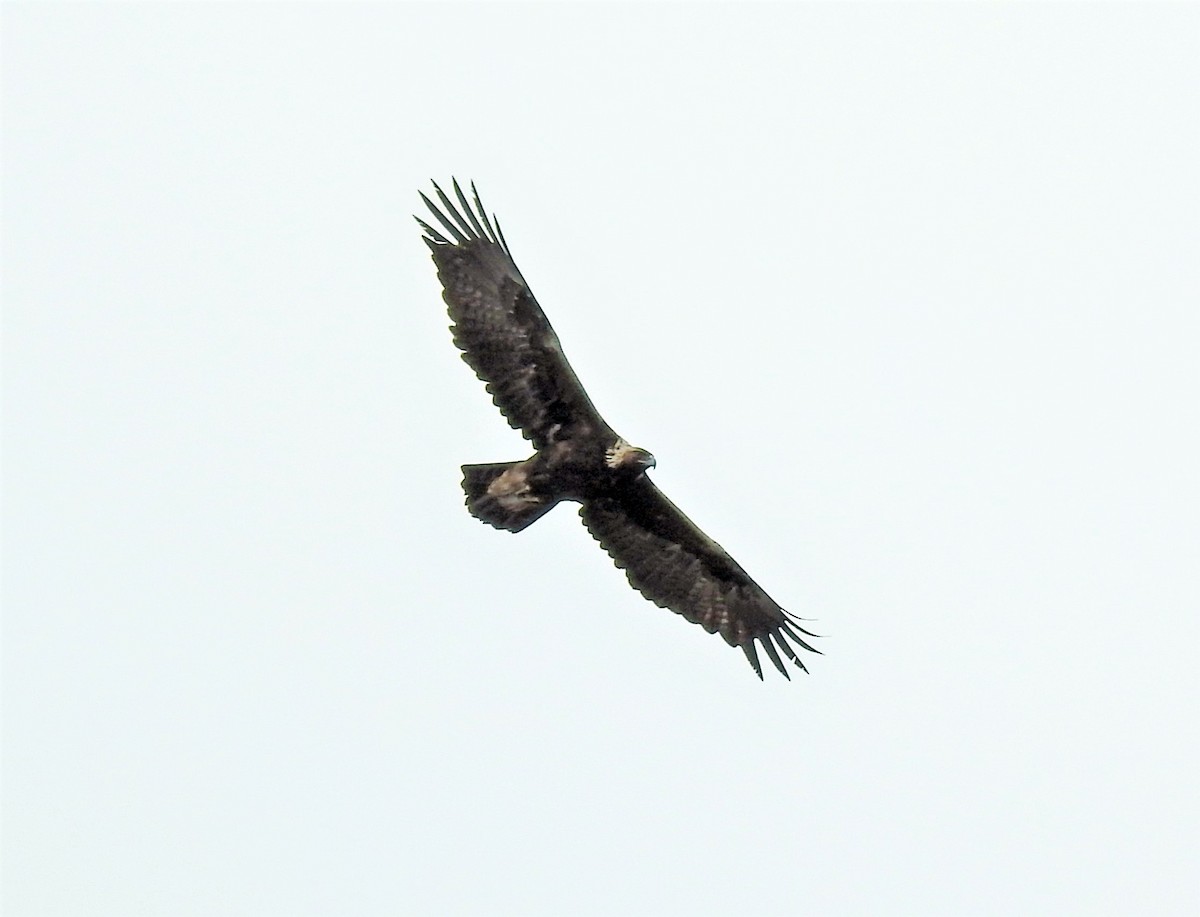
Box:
418, 180, 818, 679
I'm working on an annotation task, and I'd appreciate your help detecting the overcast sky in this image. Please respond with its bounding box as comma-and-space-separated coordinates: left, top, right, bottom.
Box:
4, 4, 1198, 916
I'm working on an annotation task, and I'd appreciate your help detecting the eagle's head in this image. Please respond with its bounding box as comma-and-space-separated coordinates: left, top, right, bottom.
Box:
606, 438, 656, 475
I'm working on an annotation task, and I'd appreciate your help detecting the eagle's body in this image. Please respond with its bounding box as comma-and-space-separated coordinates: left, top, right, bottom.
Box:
418, 180, 818, 679
464, 436, 651, 531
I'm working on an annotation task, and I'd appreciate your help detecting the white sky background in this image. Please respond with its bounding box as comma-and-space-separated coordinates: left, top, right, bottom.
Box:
3, 4, 1198, 915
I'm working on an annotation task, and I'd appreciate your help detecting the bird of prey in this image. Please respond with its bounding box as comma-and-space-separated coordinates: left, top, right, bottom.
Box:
417, 180, 819, 679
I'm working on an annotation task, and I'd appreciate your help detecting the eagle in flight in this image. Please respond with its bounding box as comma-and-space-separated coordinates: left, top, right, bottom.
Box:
418, 180, 819, 679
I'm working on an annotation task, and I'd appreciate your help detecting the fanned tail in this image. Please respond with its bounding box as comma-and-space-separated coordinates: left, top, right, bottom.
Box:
461, 461, 557, 533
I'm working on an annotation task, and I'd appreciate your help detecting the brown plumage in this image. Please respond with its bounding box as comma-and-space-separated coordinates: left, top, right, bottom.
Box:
418, 179, 819, 679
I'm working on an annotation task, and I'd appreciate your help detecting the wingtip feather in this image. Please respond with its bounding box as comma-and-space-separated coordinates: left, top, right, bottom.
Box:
780, 622, 822, 655
414, 215, 450, 246
742, 642, 764, 680
470, 181, 501, 245
433, 180, 478, 240
420, 187, 469, 244
453, 178, 489, 239
760, 634, 791, 680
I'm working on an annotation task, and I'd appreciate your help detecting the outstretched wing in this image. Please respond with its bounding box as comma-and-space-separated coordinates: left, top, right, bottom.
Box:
581, 476, 819, 679
417, 180, 612, 450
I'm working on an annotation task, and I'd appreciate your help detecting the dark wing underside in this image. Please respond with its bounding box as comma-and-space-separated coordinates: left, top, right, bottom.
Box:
417, 180, 611, 450
581, 475, 819, 679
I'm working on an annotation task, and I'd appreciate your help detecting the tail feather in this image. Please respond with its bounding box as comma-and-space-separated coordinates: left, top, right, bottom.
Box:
461, 461, 556, 532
